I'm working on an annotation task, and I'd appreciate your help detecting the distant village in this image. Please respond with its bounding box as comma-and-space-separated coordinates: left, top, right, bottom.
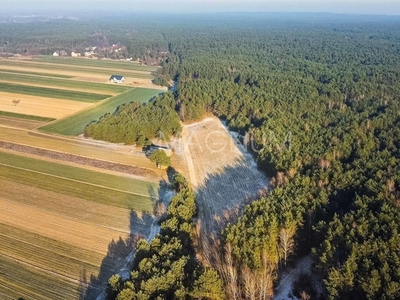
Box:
51, 44, 139, 61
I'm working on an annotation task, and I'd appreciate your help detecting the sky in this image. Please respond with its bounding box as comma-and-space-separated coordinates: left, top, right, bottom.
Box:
3, 0, 400, 15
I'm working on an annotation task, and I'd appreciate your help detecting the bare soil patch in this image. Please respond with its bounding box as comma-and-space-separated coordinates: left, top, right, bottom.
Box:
180, 117, 269, 233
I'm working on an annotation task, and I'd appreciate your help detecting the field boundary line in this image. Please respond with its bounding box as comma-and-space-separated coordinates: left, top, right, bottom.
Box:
0, 162, 155, 199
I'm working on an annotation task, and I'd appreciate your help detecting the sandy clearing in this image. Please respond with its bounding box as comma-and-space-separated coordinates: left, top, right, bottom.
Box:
0, 92, 92, 119
0, 116, 46, 130
183, 117, 243, 187
0, 197, 128, 254
180, 117, 269, 233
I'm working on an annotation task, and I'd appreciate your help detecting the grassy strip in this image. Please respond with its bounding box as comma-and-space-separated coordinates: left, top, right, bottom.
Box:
0, 151, 157, 206
0, 82, 111, 102
0, 110, 55, 122
34, 56, 159, 72
0, 71, 131, 93
0, 68, 73, 78
0, 255, 81, 300
0, 164, 154, 211
0, 60, 154, 79
39, 87, 162, 135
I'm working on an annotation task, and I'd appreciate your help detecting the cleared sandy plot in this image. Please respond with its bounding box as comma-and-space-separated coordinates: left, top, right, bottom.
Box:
0, 115, 46, 130
0, 91, 92, 119
181, 117, 269, 232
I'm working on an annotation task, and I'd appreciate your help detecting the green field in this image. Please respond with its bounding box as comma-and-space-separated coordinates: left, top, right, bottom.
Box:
0, 60, 154, 79
34, 56, 159, 72
0, 71, 131, 93
0, 82, 111, 102
0, 151, 156, 210
0, 110, 55, 122
39, 88, 162, 135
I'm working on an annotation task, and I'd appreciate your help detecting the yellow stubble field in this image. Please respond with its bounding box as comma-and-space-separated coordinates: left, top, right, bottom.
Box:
0, 91, 93, 119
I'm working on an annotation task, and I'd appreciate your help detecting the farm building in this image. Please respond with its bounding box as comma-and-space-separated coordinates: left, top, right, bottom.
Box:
147, 145, 173, 157
109, 75, 126, 83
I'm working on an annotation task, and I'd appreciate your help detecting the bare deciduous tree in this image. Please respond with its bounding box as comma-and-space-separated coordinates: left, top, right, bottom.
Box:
279, 223, 296, 266
223, 242, 240, 300
242, 265, 257, 300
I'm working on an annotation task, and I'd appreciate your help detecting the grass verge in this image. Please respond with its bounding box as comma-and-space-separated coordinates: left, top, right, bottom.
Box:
0, 110, 55, 122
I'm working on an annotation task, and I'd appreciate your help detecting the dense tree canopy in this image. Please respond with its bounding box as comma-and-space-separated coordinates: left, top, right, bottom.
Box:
11, 13, 400, 299
85, 92, 181, 146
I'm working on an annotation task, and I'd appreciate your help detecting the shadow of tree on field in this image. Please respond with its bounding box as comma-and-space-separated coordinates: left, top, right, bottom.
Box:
80, 179, 175, 300
81, 210, 155, 300
195, 162, 269, 234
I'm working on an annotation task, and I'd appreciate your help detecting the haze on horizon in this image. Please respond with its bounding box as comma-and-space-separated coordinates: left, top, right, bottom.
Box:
3, 0, 400, 16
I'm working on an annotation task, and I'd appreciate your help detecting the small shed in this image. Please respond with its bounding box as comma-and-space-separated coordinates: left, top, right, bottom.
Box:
148, 145, 173, 157
109, 75, 126, 84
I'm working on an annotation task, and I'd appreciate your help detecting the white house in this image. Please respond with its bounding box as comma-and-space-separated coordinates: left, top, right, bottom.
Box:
109, 75, 126, 84
52, 52, 59, 56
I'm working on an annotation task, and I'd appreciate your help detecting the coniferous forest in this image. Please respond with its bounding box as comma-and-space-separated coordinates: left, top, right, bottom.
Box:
3, 13, 400, 299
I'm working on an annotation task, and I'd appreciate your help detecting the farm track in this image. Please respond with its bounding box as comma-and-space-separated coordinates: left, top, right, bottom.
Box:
0, 140, 152, 178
